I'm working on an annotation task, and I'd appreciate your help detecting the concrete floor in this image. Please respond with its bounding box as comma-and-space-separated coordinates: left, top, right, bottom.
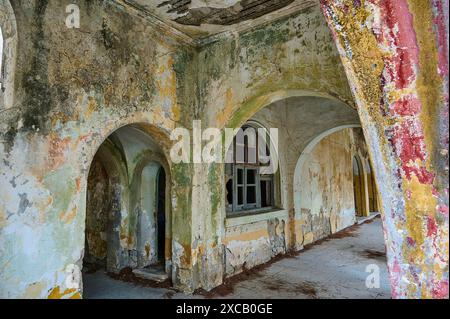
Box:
83, 217, 391, 299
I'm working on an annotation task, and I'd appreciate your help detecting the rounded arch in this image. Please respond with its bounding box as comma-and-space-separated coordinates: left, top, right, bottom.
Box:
223, 92, 360, 214
130, 149, 173, 273
94, 138, 129, 186
83, 117, 174, 179
224, 119, 282, 175
82, 121, 175, 292
84, 138, 129, 272
225, 89, 356, 129
293, 125, 362, 219
222, 91, 361, 250
224, 119, 284, 211
0, 0, 18, 110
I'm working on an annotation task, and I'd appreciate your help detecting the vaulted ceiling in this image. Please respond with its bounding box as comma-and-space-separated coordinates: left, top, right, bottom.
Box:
123, 0, 317, 40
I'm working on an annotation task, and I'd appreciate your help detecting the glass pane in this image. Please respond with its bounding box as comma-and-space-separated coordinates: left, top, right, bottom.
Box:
261, 180, 272, 207
237, 186, 244, 205
247, 186, 256, 204
247, 147, 257, 164
235, 140, 245, 163
237, 169, 244, 185
247, 169, 256, 184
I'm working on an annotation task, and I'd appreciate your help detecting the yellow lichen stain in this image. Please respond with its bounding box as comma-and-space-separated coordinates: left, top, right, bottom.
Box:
156, 56, 179, 122
191, 244, 205, 265
86, 96, 97, 118
303, 232, 314, 245
177, 243, 192, 268
216, 88, 234, 128
47, 287, 79, 299
171, 104, 181, 122
0, 206, 6, 228
408, 0, 443, 187
223, 229, 269, 245
165, 238, 172, 260
70, 292, 82, 299
294, 219, 306, 244
145, 243, 151, 258
403, 174, 437, 250
325, 1, 390, 166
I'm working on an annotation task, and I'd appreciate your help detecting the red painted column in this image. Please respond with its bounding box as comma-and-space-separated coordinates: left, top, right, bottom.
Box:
320, 0, 448, 298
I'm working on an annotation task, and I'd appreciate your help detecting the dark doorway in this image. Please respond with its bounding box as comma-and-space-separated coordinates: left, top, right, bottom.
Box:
352, 156, 364, 217
157, 167, 166, 263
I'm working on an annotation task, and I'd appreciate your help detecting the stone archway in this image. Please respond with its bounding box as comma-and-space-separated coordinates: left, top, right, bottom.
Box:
219, 93, 363, 267
82, 124, 173, 297
130, 149, 172, 278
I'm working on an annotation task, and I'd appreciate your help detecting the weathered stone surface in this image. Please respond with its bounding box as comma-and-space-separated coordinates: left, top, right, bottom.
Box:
0, 0, 447, 299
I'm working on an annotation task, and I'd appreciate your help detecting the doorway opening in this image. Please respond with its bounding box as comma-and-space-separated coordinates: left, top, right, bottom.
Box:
352, 156, 364, 217
83, 124, 172, 298
157, 167, 166, 264
367, 160, 379, 213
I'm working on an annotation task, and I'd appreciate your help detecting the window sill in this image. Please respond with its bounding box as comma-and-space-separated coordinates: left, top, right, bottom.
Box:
225, 208, 288, 228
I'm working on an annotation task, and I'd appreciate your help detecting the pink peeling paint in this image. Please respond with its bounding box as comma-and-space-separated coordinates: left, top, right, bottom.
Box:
373, 0, 420, 90
432, 281, 449, 299
438, 204, 449, 216
320, 0, 449, 298
433, 0, 449, 77
392, 95, 422, 117
427, 216, 438, 236
392, 120, 434, 184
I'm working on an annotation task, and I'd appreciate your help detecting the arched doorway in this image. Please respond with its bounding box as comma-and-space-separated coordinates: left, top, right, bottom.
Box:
83, 124, 172, 297
134, 162, 168, 274
352, 156, 365, 217
84, 138, 126, 273
366, 160, 379, 213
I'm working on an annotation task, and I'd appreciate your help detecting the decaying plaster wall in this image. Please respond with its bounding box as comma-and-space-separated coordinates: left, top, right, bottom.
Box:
224, 212, 289, 276
0, 0, 195, 298
295, 128, 369, 248
84, 126, 170, 274
222, 98, 361, 277
222, 123, 373, 277
178, 3, 357, 291
85, 153, 111, 267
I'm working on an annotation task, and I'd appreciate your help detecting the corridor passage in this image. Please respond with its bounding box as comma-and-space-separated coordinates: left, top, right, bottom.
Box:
84, 217, 391, 299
